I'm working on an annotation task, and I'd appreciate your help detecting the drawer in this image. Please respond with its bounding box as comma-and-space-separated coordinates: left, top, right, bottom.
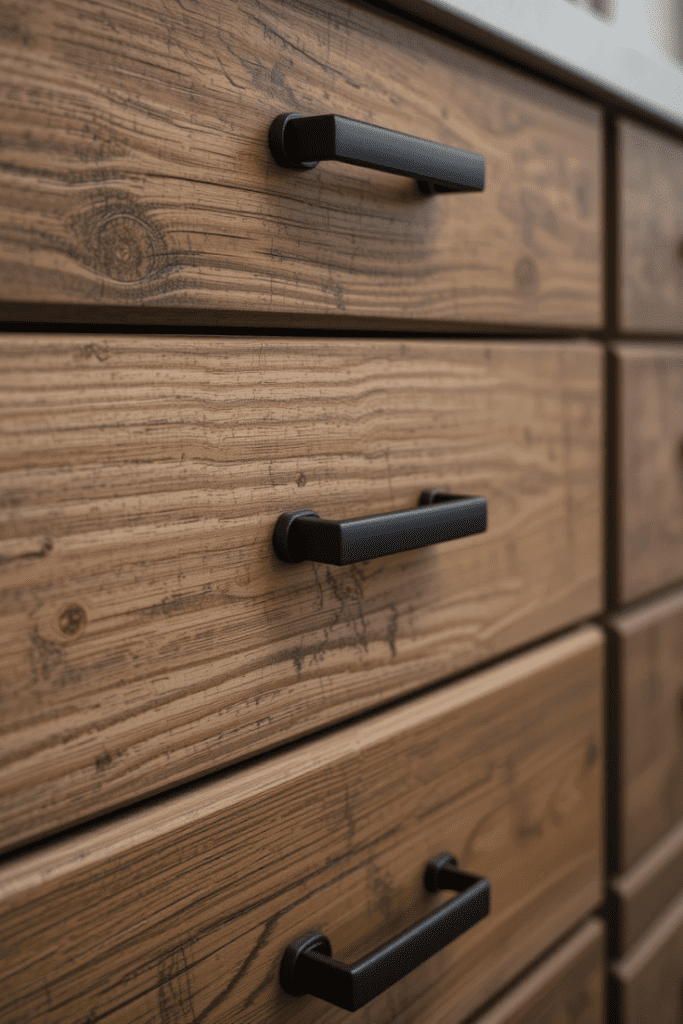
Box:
610, 889, 683, 1024
612, 344, 683, 604
0, 335, 604, 852
471, 918, 604, 1024
610, 818, 683, 954
618, 119, 683, 334
0, 626, 604, 1024
0, 0, 603, 327
606, 587, 683, 871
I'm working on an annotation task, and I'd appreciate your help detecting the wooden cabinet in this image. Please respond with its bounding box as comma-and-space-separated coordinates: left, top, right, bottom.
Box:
0, 333, 603, 853
0, 626, 603, 1024
3, 0, 683, 1020
606, 586, 683, 870
612, 344, 683, 605
0, 0, 604, 328
618, 120, 683, 334
472, 918, 604, 1024
610, 818, 683, 955
610, 890, 683, 1024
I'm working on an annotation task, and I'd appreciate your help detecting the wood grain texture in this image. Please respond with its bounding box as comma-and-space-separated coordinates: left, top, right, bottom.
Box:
619, 119, 683, 334
0, 0, 603, 327
0, 625, 604, 1024
610, 817, 683, 954
613, 343, 683, 604
471, 918, 604, 1024
606, 587, 683, 870
611, 889, 683, 1024
0, 334, 604, 853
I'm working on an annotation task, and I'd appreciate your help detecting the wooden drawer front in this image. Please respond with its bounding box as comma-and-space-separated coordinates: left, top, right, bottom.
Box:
610, 818, 683, 954
0, 0, 603, 327
607, 588, 683, 871
611, 890, 683, 1024
619, 119, 683, 334
0, 627, 604, 1024
0, 336, 603, 853
614, 344, 683, 604
472, 918, 604, 1024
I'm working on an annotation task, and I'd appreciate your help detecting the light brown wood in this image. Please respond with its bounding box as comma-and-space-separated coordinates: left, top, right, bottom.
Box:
613, 343, 683, 604
0, 334, 604, 853
472, 918, 604, 1024
611, 889, 683, 1024
0, 625, 604, 1024
607, 586, 683, 870
0, 0, 603, 327
610, 817, 683, 953
619, 119, 683, 334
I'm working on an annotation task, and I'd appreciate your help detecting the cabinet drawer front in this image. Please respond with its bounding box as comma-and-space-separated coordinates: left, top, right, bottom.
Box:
607, 587, 683, 871
619, 119, 683, 334
0, 627, 604, 1024
0, 335, 604, 852
473, 918, 604, 1024
614, 344, 683, 604
0, 0, 603, 328
610, 818, 683, 954
611, 890, 683, 1024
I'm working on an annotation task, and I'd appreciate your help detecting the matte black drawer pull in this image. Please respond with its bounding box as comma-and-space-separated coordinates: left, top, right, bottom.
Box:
280, 853, 490, 1011
273, 489, 487, 565
269, 112, 485, 194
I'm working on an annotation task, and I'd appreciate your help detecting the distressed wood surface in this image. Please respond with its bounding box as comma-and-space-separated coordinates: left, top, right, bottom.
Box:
0, 0, 603, 327
606, 587, 683, 871
610, 817, 683, 954
619, 119, 683, 334
0, 335, 604, 853
0, 626, 604, 1024
472, 918, 604, 1024
613, 343, 683, 604
610, 889, 683, 1024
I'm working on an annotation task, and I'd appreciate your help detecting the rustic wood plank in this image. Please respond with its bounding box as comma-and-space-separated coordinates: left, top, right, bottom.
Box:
0, 334, 604, 852
472, 918, 604, 1024
611, 889, 683, 1024
619, 119, 683, 334
613, 343, 683, 604
0, 0, 603, 327
610, 817, 683, 953
0, 625, 604, 1024
607, 587, 683, 870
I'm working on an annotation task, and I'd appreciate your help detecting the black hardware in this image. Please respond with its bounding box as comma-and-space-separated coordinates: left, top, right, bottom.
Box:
273, 490, 486, 565
268, 112, 485, 194
280, 853, 490, 1011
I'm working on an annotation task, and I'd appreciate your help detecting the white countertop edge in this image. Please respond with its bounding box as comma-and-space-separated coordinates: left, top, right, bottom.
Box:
386, 0, 683, 131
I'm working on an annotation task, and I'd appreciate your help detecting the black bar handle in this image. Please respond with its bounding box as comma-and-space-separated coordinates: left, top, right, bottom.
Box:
280, 853, 490, 1011
269, 113, 485, 194
273, 489, 487, 565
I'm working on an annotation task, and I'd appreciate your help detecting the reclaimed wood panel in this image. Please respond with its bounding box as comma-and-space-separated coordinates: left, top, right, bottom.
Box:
619, 119, 683, 334
613, 343, 683, 604
473, 918, 604, 1024
0, 0, 603, 327
0, 626, 604, 1024
0, 335, 604, 852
